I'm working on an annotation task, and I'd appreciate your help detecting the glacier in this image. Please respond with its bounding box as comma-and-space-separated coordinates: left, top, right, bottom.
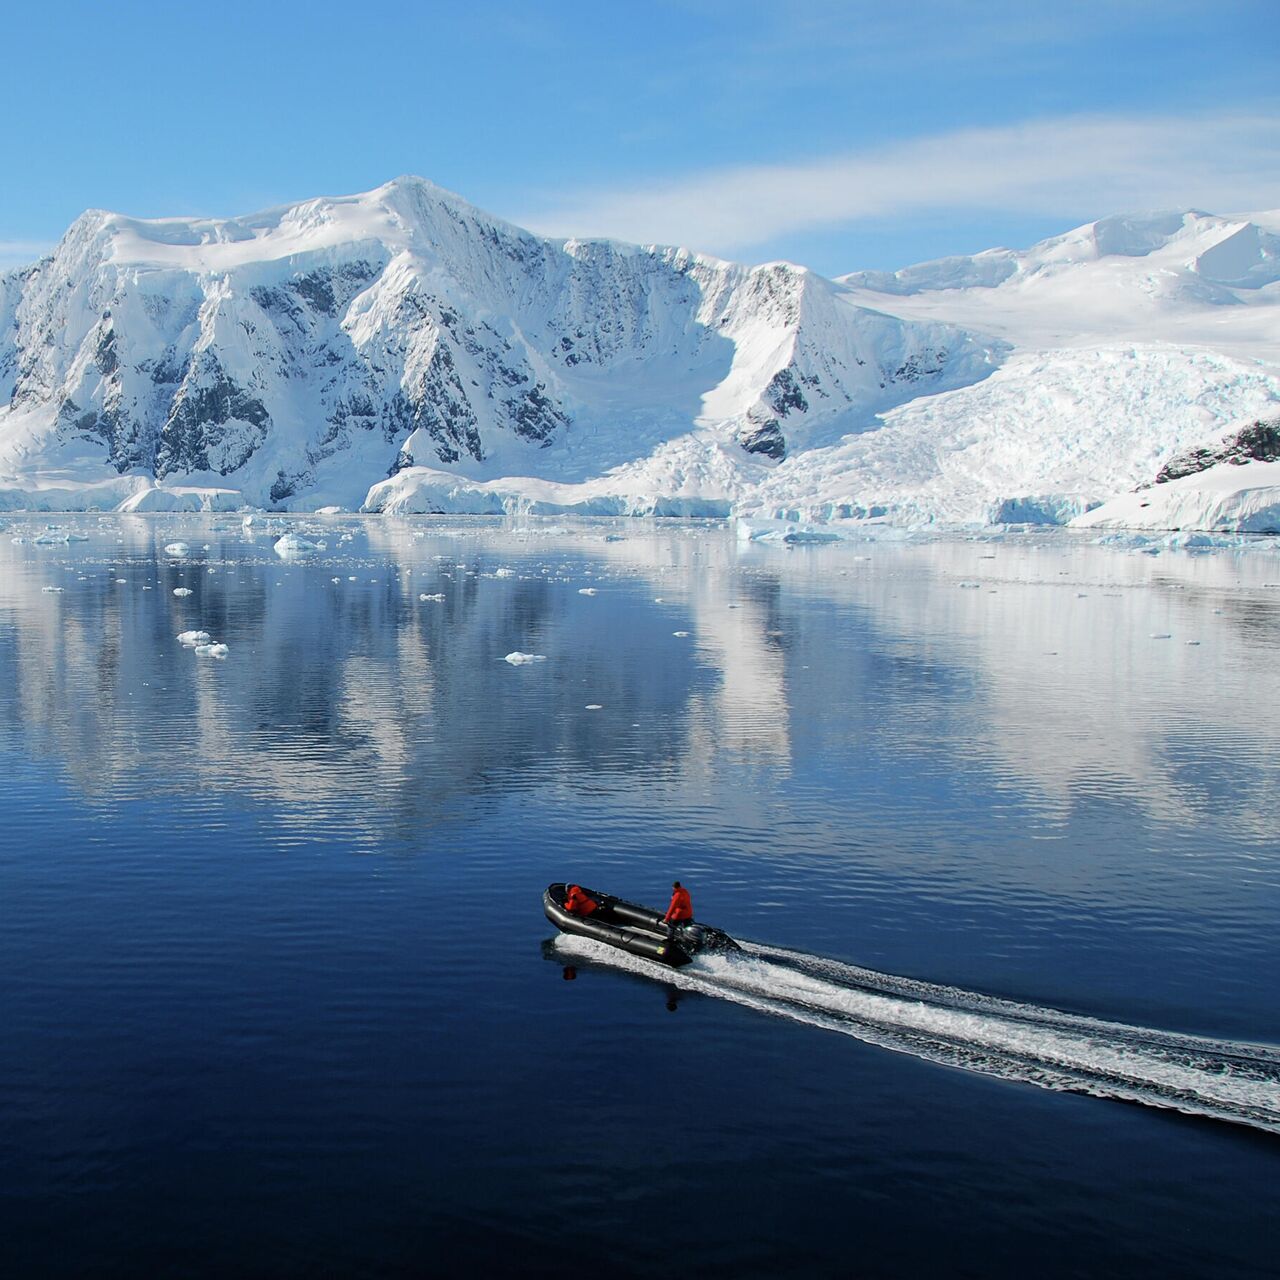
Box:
1, 179, 1278, 530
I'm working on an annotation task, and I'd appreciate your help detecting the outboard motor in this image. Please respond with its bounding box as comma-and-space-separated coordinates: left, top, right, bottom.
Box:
677, 922, 740, 955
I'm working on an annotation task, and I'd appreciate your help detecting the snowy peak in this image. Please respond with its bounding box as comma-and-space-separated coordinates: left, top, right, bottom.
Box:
840, 209, 1280, 296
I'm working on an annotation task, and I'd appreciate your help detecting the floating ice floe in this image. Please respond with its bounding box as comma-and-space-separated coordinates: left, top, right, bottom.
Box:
673, 631, 690, 637
194, 643, 229, 658
737, 518, 846, 545
273, 534, 320, 558
578, 587, 598, 595
584, 704, 603, 710
172, 587, 193, 597
177, 630, 212, 645
419, 593, 446, 602
164, 542, 190, 556
504, 652, 547, 665
33, 531, 70, 545
41, 586, 63, 593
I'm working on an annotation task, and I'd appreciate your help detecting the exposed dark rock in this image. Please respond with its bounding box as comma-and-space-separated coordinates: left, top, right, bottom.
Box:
892, 347, 947, 382
157, 355, 271, 477
93, 322, 118, 376
765, 367, 808, 417
736, 416, 787, 460
1153, 418, 1280, 484
509, 382, 566, 445
403, 341, 483, 464
269, 469, 311, 504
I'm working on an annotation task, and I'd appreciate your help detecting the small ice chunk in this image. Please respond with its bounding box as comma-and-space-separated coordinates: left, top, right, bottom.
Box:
958, 581, 981, 589
673, 631, 690, 637
504, 652, 547, 665
578, 587, 598, 596
173, 587, 193, 597
177, 630, 211, 645
419, 593, 446, 602
164, 542, 190, 556
194, 643, 229, 658
115, 578, 127, 584
584, 704, 603, 710
273, 534, 320, 558
1151, 633, 1172, 639
41, 586, 63, 593
494, 568, 515, 578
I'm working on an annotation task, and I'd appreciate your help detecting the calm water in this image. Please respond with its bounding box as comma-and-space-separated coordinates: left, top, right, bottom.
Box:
0, 514, 1277, 1278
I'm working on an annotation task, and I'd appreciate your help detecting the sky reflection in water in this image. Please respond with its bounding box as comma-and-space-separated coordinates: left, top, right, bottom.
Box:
0, 515, 1277, 1276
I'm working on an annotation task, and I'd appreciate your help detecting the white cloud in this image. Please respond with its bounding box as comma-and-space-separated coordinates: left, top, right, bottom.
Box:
519, 113, 1280, 255
0, 241, 53, 271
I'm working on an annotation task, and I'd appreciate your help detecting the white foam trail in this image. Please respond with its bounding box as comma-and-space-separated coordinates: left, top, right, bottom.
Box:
554, 935, 1280, 1134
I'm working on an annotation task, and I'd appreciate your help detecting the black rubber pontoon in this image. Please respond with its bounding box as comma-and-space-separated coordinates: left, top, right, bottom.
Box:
543, 883, 740, 968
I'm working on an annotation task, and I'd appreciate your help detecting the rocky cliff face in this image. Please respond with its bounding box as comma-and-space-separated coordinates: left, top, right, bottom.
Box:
0, 177, 992, 509
1152, 417, 1280, 484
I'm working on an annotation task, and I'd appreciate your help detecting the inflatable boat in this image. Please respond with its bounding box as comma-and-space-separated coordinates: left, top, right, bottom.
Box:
543, 883, 740, 968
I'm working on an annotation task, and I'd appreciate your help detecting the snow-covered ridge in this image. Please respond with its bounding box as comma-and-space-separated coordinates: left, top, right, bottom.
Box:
2, 187, 1279, 529
0, 176, 992, 515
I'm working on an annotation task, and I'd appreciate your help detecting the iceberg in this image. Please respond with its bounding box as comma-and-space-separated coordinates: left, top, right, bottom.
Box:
274, 534, 321, 558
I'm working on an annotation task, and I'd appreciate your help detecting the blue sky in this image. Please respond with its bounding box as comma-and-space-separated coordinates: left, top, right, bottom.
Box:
2, 0, 1277, 274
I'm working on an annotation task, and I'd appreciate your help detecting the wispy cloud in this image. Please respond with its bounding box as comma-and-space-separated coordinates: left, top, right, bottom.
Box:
519, 113, 1280, 256
0, 241, 53, 271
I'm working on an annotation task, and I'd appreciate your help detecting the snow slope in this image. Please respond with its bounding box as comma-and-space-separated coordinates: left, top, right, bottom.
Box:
1072, 457, 1280, 533
2, 190, 1279, 527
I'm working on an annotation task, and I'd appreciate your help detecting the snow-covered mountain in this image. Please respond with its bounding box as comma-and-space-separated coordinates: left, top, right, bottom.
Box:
1, 183, 1278, 528
751, 209, 1280, 527
0, 177, 991, 514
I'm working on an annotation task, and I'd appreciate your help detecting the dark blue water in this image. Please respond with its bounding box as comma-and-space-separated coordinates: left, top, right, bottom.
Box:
1, 514, 1277, 1277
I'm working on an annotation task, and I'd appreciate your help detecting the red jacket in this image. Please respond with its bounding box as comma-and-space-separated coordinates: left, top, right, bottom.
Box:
565, 885, 598, 916
664, 886, 693, 922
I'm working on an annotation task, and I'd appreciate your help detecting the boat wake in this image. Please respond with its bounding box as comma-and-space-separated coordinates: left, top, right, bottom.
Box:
553, 935, 1280, 1135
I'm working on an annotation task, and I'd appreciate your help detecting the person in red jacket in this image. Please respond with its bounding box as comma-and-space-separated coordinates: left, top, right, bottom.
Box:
564, 884, 598, 917
664, 881, 693, 935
